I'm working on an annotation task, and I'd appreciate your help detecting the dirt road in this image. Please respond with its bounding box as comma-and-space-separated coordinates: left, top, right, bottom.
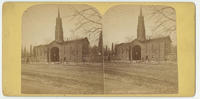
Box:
22, 62, 178, 94
21, 63, 104, 94
104, 62, 178, 94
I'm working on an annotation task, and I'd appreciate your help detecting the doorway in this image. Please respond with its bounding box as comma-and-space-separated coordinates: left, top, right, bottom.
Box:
132, 45, 141, 60
50, 47, 59, 62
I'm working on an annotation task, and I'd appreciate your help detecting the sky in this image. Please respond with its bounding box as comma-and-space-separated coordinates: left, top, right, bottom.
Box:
22, 4, 176, 50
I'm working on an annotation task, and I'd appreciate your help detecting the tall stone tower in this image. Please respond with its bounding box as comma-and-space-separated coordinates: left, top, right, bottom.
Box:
137, 8, 146, 41
55, 8, 64, 42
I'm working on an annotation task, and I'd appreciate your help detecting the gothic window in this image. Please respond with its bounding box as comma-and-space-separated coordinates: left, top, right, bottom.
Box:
45, 48, 47, 55
38, 48, 40, 56
76, 49, 78, 56
70, 46, 72, 54
42, 48, 45, 56
64, 46, 65, 55
37, 49, 39, 56
39, 48, 41, 56
37, 49, 38, 56
45, 48, 47, 56
40, 48, 41, 56
152, 44, 154, 54
41, 48, 43, 56
42, 48, 44, 56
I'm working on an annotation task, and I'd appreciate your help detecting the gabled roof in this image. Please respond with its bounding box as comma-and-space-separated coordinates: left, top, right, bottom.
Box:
34, 37, 89, 48
115, 36, 171, 47
145, 36, 172, 43
63, 37, 89, 44
34, 44, 49, 48
48, 40, 63, 45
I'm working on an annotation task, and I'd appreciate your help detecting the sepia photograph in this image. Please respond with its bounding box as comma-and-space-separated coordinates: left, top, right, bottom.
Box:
21, 4, 178, 94
103, 5, 178, 94
21, 4, 104, 94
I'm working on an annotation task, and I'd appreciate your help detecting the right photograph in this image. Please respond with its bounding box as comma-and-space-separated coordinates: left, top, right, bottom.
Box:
102, 5, 178, 94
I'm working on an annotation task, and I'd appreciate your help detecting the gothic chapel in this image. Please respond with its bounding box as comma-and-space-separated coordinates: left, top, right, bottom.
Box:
33, 9, 90, 62
115, 8, 172, 61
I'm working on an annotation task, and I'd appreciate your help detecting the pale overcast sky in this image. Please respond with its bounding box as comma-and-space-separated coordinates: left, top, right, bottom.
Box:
22, 4, 176, 50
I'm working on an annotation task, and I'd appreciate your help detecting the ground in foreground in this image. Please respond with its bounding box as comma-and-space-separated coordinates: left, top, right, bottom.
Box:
22, 62, 178, 94
104, 62, 178, 94
21, 63, 104, 94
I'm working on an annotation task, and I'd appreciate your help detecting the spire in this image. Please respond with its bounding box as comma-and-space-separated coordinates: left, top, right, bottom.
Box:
140, 7, 143, 16
55, 8, 64, 42
137, 7, 146, 41
58, 8, 60, 18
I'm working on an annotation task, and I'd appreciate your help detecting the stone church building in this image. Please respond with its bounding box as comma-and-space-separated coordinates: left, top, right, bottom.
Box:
32, 9, 89, 62
115, 8, 172, 61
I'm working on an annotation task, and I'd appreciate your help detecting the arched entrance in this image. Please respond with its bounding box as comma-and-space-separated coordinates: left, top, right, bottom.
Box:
50, 47, 59, 62
132, 45, 141, 60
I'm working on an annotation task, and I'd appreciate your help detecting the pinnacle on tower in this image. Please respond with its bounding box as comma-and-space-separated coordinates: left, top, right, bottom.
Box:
58, 8, 60, 18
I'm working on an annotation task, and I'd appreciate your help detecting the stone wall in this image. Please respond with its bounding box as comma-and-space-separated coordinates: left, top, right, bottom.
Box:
115, 38, 172, 61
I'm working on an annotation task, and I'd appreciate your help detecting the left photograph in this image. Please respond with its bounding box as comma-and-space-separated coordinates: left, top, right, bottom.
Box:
21, 4, 104, 94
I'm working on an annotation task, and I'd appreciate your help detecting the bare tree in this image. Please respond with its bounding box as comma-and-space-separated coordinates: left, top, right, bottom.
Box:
147, 6, 176, 38
66, 6, 102, 46
125, 35, 136, 42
